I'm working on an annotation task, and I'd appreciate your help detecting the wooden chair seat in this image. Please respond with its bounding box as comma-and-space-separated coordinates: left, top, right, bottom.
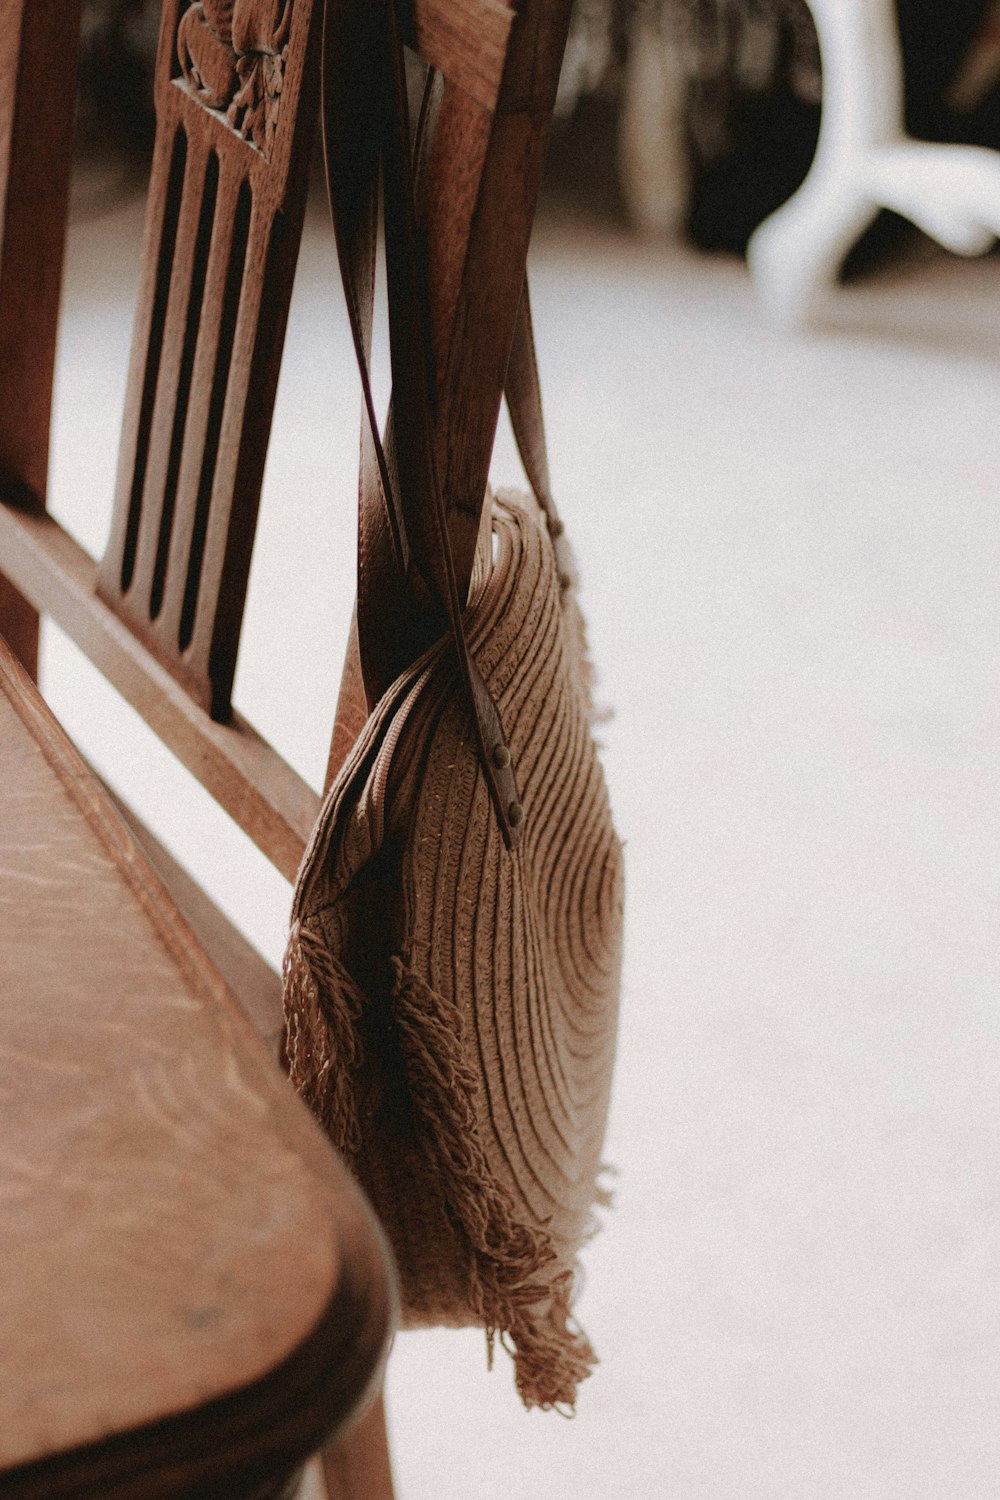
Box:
0, 634, 394, 1499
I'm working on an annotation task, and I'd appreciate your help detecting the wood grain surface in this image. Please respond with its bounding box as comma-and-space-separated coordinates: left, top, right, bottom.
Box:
0, 635, 395, 1497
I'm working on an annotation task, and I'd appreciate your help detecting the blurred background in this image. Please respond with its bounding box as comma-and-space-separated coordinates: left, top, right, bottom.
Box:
40, 3, 1000, 1496
71, 0, 1000, 254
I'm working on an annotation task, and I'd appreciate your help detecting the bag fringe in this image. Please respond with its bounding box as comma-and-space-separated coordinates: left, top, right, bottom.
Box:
283, 920, 364, 1158
390, 957, 597, 1410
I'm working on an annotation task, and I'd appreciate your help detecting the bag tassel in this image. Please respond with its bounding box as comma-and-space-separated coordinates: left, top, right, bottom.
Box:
390, 958, 597, 1411
283, 920, 365, 1159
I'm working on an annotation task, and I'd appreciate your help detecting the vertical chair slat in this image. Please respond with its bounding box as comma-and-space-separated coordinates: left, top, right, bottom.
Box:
418, 0, 576, 592
104, 121, 188, 601
186, 199, 295, 715
158, 159, 248, 652
415, 77, 495, 388
127, 134, 214, 621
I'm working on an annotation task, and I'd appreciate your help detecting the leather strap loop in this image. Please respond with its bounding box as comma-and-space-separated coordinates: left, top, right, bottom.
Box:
321, 0, 566, 847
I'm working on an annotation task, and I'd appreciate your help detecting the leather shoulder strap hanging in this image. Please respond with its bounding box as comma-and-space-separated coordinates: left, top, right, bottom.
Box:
321, 0, 518, 844
320, 0, 574, 846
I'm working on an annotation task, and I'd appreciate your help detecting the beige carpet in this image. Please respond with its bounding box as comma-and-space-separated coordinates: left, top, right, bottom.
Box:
42, 166, 1000, 1499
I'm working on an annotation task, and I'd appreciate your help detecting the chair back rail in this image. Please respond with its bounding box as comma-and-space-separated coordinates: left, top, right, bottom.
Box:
405, 0, 574, 589
0, 0, 82, 673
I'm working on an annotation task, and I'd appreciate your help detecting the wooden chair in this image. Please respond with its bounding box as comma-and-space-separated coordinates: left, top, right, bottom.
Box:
0, 0, 572, 1492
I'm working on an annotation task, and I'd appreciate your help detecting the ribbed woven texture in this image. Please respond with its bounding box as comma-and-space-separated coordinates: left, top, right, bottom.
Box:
284, 491, 623, 1410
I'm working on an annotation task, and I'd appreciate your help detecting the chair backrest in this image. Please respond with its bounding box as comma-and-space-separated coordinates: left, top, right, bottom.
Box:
0, 0, 570, 876
0, 4, 574, 1493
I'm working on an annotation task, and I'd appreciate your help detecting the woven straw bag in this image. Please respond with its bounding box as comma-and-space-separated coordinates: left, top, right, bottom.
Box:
285, 488, 623, 1407
282, 0, 623, 1409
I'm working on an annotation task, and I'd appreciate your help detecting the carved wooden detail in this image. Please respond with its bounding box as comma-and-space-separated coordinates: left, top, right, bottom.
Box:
177, 0, 293, 157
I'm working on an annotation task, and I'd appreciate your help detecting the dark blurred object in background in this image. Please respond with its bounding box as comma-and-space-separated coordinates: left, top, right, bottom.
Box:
78, 0, 159, 157
670, 0, 822, 253
551, 0, 1000, 268
79, 0, 1000, 272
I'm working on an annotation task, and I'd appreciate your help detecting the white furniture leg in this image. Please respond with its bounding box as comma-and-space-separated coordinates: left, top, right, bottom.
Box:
747, 0, 1000, 326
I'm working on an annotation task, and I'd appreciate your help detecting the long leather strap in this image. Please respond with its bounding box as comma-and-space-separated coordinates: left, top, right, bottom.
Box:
505, 284, 577, 588
321, 0, 568, 846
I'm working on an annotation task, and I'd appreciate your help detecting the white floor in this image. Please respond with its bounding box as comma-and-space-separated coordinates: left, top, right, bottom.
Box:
42, 168, 1000, 1499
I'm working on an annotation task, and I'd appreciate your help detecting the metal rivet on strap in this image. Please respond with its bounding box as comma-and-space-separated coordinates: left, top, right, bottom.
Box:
548, 516, 565, 538
493, 744, 512, 770
508, 801, 524, 828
